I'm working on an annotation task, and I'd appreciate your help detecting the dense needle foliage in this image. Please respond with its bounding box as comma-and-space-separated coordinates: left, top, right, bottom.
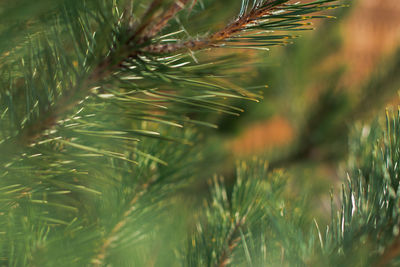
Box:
1, 0, 400, 266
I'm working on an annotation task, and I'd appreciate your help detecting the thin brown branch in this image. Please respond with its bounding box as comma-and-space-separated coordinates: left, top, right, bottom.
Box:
141, 0, 191, 41
210, 4, 272, 42
217, 216, 247, 267
143, 2, 280, 54
131, 0, 164, 40
91, 180, 154, 266
0, 57, 114, 166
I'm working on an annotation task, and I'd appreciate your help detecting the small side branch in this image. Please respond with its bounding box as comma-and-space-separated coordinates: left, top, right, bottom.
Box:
217, 216, 247, 267
143, 2, 280, 54
91, 181, 154, 266
141, 0, 191, 41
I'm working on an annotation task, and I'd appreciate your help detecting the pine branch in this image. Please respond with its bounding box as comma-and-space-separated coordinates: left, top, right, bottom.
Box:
92, 179, 153, 266
0, 1, 213, 163
3, 57, 112, 147
0, 1, 345, 265
0, 1, 185, 163
141, 0, 192, 41
217, 216, 247, 267
311, 109, 400, 266
143, 0, 341, 54
0, 0, 339, 168
185, 161, 301, 266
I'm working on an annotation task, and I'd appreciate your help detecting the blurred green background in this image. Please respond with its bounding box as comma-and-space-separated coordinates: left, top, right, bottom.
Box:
189, 0, 400, 223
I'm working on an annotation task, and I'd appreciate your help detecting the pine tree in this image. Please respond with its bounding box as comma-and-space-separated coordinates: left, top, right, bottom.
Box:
2, 0, 400, 266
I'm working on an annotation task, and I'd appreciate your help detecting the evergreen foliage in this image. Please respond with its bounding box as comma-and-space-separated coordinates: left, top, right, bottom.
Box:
2, 0, 400, 266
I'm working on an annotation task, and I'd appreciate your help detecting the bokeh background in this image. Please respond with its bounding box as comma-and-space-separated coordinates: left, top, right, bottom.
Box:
194, 0, 400, 221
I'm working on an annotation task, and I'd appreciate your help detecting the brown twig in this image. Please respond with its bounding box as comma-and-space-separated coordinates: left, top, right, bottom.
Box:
91, 180, 154, 266
130, 0, 164, 41
217, 216, 247, 267
141, 0, 191, 41
142, 2, 282, 55
0, 56, 114, 167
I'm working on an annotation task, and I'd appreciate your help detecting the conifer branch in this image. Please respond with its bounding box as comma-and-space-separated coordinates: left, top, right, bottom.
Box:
143, 0, 340, 54
217, 217, 247, 267
92, 179, 155, 266
0, 2, 346, 264
131, 0, 163, 38
141, 0, 191, 41
142, 3, 278, 54
0, 1, 189, 162
0, 0, 338, 166
0, 57, 113, 163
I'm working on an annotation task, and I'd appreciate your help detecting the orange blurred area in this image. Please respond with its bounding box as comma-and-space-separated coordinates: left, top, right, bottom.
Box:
229, 116, 294, 155
341, 0, 400, 86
